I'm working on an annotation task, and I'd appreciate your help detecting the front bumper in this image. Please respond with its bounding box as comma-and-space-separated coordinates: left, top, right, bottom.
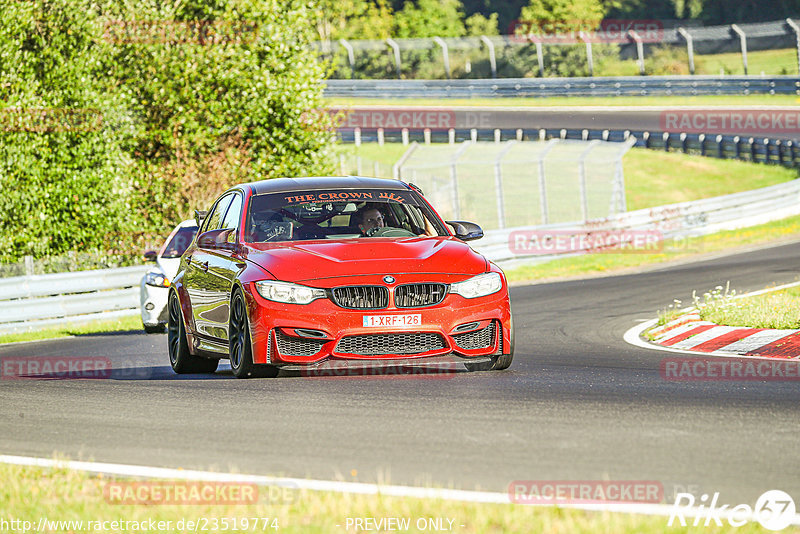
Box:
140, 282, 169, 326
243, 280, 512, 366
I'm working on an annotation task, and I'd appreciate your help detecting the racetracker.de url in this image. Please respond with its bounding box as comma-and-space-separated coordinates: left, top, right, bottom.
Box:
0, 517, 280, 532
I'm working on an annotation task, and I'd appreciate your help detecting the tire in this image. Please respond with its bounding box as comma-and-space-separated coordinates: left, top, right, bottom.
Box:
229, 289, 279, 379
465, 319, 514, 372
168, 291, 219, 374
144, 323, 165, 334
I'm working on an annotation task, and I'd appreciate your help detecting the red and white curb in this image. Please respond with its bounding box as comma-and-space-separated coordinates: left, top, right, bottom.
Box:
625, 281, 800, 359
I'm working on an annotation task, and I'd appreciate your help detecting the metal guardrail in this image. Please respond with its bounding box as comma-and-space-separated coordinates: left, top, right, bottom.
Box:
324, 76, 800, 98
474, 179, 800, 267
0, 265, 148, 334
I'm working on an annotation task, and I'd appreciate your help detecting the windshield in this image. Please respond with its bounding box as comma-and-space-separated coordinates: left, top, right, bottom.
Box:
161, 226, 198, 258
245, 189, 448, 243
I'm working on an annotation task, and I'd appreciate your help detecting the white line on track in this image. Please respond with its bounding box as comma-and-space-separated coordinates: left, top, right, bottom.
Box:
2, 454, 799, 525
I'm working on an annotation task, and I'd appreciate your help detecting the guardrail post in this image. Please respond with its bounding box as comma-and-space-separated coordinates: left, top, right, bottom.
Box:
731, 24, 748, 75
777, 139, 785, 165
401, 128, 409, 145
433, 37, 451, 79
699, 134, 707, 156
377, 128, 385, 146
423, 128, 431, 145
354, 127, 361, 146
680, 132, 688, 153
386, 38, 402, 78
716, 135, 724, 158
516, 128, 523, 141
733, 136, 740, 159
494, 129, 501, 143
677, 28, 695, 75
582, 129, 589, 141
480, 36, 497, 78
643, 131, 651, 148
339, 39, 356, 79
448, 128, 455, 145
628, 30, 645, 75
560, 128, 567, 139
764, 138, 771, 164
663, 131, 670, 152
749, 137, 757, 162
579, 31, 594, 76
529, 37, 545, 77
470, 128, 477, 142
787, 19, 800, 75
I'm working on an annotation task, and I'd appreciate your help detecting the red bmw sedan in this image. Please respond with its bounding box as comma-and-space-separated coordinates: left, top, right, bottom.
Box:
168, 176, 514, 378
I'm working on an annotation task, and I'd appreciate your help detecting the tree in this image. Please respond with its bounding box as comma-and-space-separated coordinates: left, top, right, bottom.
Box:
394, 0, 467, 38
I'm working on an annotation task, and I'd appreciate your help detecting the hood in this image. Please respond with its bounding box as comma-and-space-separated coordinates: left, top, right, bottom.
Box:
156, 257, 182, 281
243, 237, 487, 282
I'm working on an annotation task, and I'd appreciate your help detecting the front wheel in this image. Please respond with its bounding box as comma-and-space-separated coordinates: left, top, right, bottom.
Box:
168, 291, 219, 374
229, 289, 279, 379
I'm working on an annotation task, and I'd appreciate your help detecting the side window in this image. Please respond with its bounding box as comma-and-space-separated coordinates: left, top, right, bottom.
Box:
203, 194, 234, 233
221, 194, 243, 243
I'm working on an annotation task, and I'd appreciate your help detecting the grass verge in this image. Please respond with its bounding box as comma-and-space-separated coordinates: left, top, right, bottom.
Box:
504, 214, 800, 284
698, 285, 800, 329
0, 461, 780, 534
0, 314, 144, 345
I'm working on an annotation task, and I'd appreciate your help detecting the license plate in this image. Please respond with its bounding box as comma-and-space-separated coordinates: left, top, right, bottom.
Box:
362, 314, 422, 328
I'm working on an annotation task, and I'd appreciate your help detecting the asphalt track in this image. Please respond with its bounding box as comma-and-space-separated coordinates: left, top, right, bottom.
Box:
1, 240, 800, 506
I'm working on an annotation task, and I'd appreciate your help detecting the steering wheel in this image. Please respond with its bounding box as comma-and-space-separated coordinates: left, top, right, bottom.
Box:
365, 227, 417, 238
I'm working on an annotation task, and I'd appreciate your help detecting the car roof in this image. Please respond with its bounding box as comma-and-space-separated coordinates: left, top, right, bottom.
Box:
243, 176, 410, 195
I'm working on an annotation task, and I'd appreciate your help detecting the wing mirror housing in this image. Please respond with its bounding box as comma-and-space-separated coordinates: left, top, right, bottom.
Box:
446, 220, 484, 241
196, 228, 236, 251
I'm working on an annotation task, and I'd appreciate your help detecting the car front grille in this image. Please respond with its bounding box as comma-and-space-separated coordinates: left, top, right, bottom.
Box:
335, 333, 447, 356
452, 322, 496, 350
275, 331, 326, 357
394, 283, 447, 308
331, 286, 389, 309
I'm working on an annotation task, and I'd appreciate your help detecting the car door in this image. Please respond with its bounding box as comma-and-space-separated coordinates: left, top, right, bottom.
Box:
203, 192, 243, 342
186, 194, 234, 339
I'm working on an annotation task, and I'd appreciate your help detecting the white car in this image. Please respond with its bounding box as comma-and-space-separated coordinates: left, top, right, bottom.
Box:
140, 220, 198, 333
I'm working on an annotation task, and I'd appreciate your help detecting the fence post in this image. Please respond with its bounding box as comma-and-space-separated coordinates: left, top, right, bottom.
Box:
339, 38, 356, 79
401, 128, 409, 145
423, 128, 431, 145
493, 141, 517, 229
354, 127, 361, 147
448, 128, 455, 145
392, 141, 419, 180
24, 256, 34, 276
529, 37, 544, 77
449, 141, 472, 219
537, 139, 560, 225
480, 36, 497, 78
787, 19, 800, 75
577, 141, 601, 221
433, 37, 451, 79
377, 128, 385, 146
579, 31, 594, 76
386, 38, 402, 78
628, 30, 645, 75
677, 28, 695, 75
731, 24, 748, 75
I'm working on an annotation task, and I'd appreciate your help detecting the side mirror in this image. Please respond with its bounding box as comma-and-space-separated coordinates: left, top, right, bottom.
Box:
197, 228, 236, 251
446, 220, 484, 241
143, 250, 158, 262
195, 210, 208, 227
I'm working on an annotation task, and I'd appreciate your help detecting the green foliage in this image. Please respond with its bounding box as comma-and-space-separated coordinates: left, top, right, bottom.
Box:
394, 0, 467, 38
465, 12, 499, 36
0, 0, 335, 263
519, 0, 605, 32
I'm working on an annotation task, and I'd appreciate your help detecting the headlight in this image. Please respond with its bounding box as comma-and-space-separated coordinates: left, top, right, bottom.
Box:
145, 271, 170, 288
450, 272, 502, 299
255, 281, 326, 305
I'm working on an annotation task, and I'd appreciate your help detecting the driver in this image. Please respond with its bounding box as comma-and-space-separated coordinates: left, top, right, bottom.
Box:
355, 206, 386, 236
